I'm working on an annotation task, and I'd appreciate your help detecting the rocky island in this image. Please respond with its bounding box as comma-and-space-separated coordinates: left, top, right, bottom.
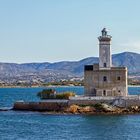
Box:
13, 97, 140, 115
13, 90, 140, 115
12, 28, 140, 115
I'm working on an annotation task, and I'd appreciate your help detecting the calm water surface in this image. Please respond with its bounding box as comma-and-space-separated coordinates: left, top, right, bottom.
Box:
0, 86, 140, 140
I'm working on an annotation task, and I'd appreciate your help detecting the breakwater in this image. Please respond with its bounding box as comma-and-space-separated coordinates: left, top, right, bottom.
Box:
13, 100, 68, 111
69, 95, 140, 107
13, 95, 140, 112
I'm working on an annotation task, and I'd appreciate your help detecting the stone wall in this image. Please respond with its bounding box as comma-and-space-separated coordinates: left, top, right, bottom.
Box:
84, 64, 128, 96
69, 96, 140, 108
13, 96, 140, 111
13, 100, 68, 111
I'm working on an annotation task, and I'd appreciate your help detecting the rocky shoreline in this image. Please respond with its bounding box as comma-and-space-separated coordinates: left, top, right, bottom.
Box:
50, 104, 140, 115
12, 101, 140, 115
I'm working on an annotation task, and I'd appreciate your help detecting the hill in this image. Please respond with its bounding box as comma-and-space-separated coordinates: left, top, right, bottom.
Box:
0, 52, 139, 84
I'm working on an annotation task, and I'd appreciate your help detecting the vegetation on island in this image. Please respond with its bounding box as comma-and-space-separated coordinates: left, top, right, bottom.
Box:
56, 92, 75, 99
37, 89, 75, 99
37, 89, 56, 99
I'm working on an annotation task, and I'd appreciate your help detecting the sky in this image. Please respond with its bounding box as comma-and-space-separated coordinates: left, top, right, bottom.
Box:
0, 0, 140, 63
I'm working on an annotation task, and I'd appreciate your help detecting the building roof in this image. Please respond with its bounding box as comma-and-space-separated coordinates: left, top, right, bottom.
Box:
85, 65, 127, 71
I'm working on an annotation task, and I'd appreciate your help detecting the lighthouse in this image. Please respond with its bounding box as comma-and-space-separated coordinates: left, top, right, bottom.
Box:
98, 28, 112, 69
84, 28, 128, 96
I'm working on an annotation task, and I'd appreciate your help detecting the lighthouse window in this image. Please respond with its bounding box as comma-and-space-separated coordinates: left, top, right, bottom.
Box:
103, 90, 106, 96
104, 63, 107, 67
117, 76, 121, 80
103, 76, 107, 82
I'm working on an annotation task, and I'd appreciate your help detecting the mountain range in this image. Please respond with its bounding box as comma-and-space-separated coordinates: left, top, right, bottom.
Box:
0, 52, 139, 84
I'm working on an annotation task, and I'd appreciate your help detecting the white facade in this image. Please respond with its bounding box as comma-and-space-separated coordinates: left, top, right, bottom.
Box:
98, 28, 112, 70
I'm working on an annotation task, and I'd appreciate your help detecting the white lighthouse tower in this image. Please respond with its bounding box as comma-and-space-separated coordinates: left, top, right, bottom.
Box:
98, 28, 112, 69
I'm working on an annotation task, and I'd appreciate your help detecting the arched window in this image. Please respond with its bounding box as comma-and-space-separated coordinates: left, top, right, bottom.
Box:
103, 76, 107, 82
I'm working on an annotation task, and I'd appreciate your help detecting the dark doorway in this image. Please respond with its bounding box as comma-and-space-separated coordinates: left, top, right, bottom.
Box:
117, 76, 121, 80
93, 88, 96, 96
103, 90, 106, 96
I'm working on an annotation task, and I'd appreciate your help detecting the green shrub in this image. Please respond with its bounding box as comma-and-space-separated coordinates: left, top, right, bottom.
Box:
93, 103, 103, 110
37, 89, 56, 99
37, 89, 75, 100
56, 92, 75, 99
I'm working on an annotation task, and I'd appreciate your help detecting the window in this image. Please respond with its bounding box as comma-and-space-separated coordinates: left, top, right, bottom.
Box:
104, 63, 107, 67
103, 76, 107, 82
103, 90, 106, 96
117, 76, 121, 80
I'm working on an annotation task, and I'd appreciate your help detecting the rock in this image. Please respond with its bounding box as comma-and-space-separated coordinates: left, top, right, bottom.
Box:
131, 106, 138, 111
78, 106, 95, 113
128, 106, 139, 113
111, 98, 126, 108
100, 103, 116, 112
66, 105, 79, 114
121, 108, 130, 113
0, 107, 12, 111
64, 105, 96, 114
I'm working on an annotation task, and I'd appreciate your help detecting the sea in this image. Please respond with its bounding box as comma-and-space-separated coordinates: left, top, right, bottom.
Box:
0, 86, 140, 140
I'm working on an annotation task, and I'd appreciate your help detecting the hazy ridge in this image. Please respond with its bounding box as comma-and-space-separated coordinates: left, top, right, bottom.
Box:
0, 52, 139, 83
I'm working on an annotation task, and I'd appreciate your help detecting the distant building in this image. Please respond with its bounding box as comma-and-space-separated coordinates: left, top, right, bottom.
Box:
84, 28, 128, 96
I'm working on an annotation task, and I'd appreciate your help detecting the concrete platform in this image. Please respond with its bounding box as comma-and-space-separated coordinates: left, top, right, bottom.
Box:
69, 95, 140, 107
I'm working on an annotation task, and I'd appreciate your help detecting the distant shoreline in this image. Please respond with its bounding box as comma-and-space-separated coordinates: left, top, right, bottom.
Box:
0, 85, 83, 88
0, 85, 139, 88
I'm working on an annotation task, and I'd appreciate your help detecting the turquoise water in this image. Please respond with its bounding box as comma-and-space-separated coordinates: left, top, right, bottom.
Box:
0, 86, 140, 140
